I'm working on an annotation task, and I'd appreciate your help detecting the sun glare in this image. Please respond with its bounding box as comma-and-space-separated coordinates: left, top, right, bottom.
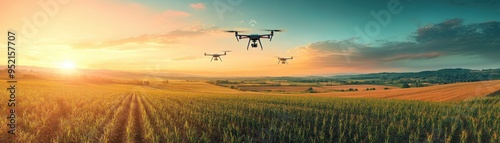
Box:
61, 61, 76, 69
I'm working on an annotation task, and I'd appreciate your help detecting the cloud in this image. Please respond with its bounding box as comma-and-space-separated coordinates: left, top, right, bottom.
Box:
190, 3, 206, 10
291, 18, 500, 69
72, 25, 220, 49
447, 0, 497, 6
162, 10, 190, 17
382, 52, 442, 62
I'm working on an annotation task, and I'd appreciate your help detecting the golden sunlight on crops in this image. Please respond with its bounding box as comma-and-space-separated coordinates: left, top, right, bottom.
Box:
0, 79, 498, 142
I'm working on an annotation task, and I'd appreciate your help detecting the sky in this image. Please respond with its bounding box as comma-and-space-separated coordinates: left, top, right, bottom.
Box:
1, 0, 499, 76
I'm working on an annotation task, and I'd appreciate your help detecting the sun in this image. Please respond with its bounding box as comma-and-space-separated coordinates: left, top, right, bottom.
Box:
60, 61, 76, 69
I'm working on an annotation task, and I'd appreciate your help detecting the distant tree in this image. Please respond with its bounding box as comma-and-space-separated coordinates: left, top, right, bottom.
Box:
402, 83, 410, 88
306, 87, 314, 91
305, 87, 317, 93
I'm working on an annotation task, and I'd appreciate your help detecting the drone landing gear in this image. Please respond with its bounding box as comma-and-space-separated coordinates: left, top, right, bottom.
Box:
258, 39, 263, 50
211, 57, 222, 62
247, 39, 264, 50
247, 40, 251, 50
277, 60, 288, 64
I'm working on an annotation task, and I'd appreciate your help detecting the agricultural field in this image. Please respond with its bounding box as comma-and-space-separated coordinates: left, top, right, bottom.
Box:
315, 80, 500, 102
1, 79, 499, 142
236, 84, 398, 93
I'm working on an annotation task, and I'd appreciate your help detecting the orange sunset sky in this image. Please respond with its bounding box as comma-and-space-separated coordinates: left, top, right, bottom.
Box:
1, 0, 499, 76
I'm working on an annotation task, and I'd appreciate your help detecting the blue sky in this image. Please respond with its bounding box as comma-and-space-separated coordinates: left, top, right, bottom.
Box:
127, 0, 499, 42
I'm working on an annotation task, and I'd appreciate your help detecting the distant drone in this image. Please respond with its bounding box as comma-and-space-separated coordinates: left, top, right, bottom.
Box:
225, 29, 284, 50
205, 51, 230, 62
277, 57, 293, 64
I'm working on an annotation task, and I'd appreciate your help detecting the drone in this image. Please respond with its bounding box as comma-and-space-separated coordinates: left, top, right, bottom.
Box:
205, 51, 230, 62
225, 29, 283, 50
277, 57, 293, 64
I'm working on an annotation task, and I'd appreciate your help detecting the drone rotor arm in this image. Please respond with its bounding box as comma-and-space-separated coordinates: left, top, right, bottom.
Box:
239, 35, 250, 39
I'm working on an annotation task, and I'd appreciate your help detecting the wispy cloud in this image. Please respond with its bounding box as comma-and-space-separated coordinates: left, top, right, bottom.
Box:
162, 10, 190, 17
72, 25, 220, 49
190, 3, 206, 10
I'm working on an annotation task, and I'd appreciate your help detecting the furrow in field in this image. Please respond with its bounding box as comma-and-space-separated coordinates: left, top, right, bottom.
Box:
137, 91, 166, 142
129, 91, 145, 142
37, 98, 70, 142
99, 92, 131, 136
107, 92, 133, 143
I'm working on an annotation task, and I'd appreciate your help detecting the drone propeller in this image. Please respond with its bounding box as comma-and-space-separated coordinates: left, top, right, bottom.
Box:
263, 29, 284, 32
263, 29, 284, 41
221, 50, 231, 55
224, 30, 244, 33
224, 30, 245, 41
276, 56, 293, 59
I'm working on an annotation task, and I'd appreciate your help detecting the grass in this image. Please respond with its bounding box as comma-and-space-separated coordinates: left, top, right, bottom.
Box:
0, 79, 499, 142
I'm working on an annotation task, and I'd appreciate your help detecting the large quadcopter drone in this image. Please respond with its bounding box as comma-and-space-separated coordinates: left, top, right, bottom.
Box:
225, 29, 283, 50
277, 57, 293, 64
205, 51, 230, 62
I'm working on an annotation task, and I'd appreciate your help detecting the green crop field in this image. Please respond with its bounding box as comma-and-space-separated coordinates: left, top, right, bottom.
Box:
1, 79, 499, 142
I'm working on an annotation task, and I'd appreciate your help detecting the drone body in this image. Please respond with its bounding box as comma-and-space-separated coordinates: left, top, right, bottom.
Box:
225, 29, 283, 50
277, 57, 293, 64
205, 51, 230, 62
